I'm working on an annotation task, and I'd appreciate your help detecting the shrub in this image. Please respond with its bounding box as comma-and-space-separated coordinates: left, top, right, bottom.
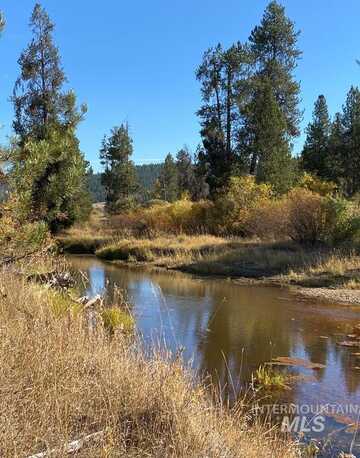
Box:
101, 308, 134, 334
211, 176, 273, 236
245, 199, 288, 239
298, 172, 337, 196
286, 188, 327, 244
323, 197, 360, 246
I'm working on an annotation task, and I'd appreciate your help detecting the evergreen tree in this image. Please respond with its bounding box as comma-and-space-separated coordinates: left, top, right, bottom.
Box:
155, 153, 179, 202
340, 86, 360, 195
176, 147, 195, 197
327, 112, 346, 185
10, 3, 90, 232
13, 4, 85, 142
100, 124, 138, 212
196, 43, 248, 196
192, 146, 210, 200
252, 81, 295, 193
241, 1, 301, 192
301, 95, 331, 178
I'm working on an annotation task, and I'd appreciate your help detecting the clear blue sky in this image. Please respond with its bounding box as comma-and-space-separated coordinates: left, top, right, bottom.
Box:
0, 1, 359, 171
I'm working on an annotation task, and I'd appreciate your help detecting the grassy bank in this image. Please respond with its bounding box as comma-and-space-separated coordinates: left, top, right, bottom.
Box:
57, 203, 112, 253
94, 235, 360, 299
0, 268, 298, 457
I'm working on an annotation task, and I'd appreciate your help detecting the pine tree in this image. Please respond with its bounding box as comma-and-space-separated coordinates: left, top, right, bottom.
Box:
0, 11, 5, 34
192, 146, 210, 200
340, 86, 360, 195
196, 43, 248, 196
327, 112, 346, 185
252, 81, 295, 193
100, 124, 138, 212
176, 147, 195, 197
155, 153, 179, 202
12, 4, 84, 142
10, 3, 90, 232
242, 1, 301, 192
301, 95, 331, 178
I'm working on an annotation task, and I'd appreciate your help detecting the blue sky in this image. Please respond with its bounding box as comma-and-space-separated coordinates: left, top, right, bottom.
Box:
0, 1, 359, 171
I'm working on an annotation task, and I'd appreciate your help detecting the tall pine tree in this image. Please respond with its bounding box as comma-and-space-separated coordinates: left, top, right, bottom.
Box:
241, 1, 301, 192
100, 124, 138, 212
154, 153, 179, 202
327, 112, 346, 185
10, 3, 90, 232
196, 43, 248, 196
340, 86, 360, 195
301, 95, 331, 178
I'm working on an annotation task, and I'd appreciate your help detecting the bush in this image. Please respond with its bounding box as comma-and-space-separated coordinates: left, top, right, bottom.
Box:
286, 188, 327, 244
211, 176, 273, 236
101, 308, 134, 334
297, 173, 337, 196
323, 197, 360, 246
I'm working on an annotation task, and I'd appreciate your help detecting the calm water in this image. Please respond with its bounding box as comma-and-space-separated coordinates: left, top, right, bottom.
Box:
69, 255, 360, 456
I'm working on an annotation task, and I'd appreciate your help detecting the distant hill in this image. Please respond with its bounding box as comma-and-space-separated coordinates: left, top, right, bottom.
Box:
88, 163, 162, 202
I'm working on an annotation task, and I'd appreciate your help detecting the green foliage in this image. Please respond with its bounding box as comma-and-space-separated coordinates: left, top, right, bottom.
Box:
253, 365, 290, 391
154, 153, 179, 202
297, 173, 337, 196
101, 308, 134, 334
176, 147, 195, 197
323, 197, 360, 246
100, 124, 138, 212
195, 2, 301, 196
338, 86, 360, 195
212, 175, 274, 235
240, 1, 301, 192
86, 164, 162, 203
301, 95, 331, 178
12, 3, 86, 142
9, 4, 90, 233
9, 129, 91, 232
196, 43, 248, 196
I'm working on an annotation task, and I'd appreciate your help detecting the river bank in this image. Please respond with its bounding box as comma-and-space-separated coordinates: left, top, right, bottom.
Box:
0, 261, 299, 457
58, 233, 360, 305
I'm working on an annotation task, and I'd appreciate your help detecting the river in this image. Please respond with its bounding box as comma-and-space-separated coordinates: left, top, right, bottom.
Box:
68, 255, 360, 456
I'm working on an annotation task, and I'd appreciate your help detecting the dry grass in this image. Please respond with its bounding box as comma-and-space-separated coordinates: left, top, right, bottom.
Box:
96, 235, 360, 289
0, 269, 299, 457
96, 235, 237, 265
285, 252, 360, 288
57, 204, 112, 253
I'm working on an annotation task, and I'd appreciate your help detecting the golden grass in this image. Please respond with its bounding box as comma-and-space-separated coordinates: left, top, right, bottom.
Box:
57, 204, 113, 253
96, 234, 360, 289
0, 270, 298, 457
96, 235, 236, 265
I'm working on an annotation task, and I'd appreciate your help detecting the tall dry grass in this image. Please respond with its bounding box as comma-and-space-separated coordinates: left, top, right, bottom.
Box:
0, 270, 298, 457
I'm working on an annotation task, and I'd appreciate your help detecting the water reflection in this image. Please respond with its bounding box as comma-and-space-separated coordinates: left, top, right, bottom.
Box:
69, 255, 360, 454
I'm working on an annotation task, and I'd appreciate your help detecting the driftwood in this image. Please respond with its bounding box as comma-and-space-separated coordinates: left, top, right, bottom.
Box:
27, 271, 75, 289
82, 294, 103, 333
27, 430, 104, 458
